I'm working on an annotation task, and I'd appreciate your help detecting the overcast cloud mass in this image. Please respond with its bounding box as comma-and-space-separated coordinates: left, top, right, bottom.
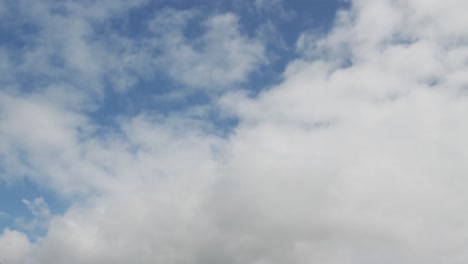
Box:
1, 0, 468, 263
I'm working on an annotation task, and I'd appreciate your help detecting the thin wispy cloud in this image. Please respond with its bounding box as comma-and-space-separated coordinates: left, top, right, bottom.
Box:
0, 212, 9, 219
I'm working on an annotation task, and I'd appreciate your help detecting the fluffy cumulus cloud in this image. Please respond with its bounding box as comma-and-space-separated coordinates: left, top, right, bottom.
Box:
0, 229, 31, 264
2, 0, 468, 263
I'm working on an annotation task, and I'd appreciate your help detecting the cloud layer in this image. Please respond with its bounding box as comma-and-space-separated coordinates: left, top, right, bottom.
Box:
2, 0, 468, 263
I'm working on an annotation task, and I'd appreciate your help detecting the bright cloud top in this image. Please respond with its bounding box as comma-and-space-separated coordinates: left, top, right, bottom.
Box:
1, 0, 468, 263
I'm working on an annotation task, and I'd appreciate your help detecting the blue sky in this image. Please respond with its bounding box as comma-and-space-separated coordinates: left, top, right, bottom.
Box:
2, 0, 468, 263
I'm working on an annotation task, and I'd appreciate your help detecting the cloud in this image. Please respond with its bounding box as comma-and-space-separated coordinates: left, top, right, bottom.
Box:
0, 89, 94, 191
0, 1, 267, 97
0, 229, 31, 264
254, 0, 295, 19
0, 0, 155, 96
15, 198, 52, 233
149, 9, 266, 90
2, 0, 468, 263
0, 212, 9, 219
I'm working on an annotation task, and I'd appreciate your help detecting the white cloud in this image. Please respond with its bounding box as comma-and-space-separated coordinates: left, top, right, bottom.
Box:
254, 0, 295, 19
0, 229, 31, 264
15, 198, 52, 233
149, 10, 266, 90
3, 0, 468, 263
216, 0, 468, 262
0, 89, 95, 190
1, 1, 267, 96
0, 0, 151, 96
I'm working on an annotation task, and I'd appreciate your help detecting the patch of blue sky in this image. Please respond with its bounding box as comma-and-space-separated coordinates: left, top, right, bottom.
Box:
0, 22, 36, 52
0, 2, 40, 48
0, 177, 67, 239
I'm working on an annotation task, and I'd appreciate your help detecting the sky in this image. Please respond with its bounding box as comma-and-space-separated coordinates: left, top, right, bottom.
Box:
1, 0, 468, 263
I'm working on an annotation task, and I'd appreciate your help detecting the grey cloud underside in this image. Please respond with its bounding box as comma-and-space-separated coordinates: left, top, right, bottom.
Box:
2, 0, 468, 263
